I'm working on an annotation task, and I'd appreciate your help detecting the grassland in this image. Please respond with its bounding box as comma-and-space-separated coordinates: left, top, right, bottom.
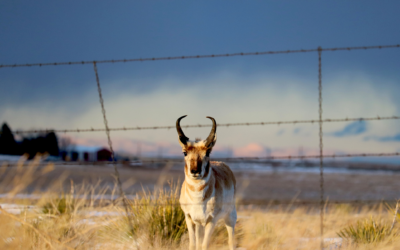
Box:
0, 157, 399, 249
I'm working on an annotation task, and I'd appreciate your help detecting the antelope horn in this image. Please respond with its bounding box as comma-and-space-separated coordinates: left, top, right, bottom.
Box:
205, 116, 217, 148
176, 115, 189, 145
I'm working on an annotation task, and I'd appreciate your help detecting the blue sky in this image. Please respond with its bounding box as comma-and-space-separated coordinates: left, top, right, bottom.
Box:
330, 121, 367, 137
1, 1, 400, 159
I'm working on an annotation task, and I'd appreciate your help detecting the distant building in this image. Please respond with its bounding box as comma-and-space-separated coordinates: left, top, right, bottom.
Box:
61, 145, 112, 162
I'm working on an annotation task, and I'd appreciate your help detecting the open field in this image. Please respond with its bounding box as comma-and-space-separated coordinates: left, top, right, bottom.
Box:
1, 199, 400, 250
0, 160, 399, 249
1, 162, 399, 203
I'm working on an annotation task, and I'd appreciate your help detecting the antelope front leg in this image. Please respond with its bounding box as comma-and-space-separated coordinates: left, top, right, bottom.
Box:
202, 219, 216, 250
195, 224, 204, 250
185, 215, 196, 250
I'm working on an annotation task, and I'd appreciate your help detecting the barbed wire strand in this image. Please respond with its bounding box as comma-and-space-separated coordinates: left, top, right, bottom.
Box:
318, 47, 324, 250
93, 62, 138, 249
2, 152, 400, 166
0, 44, 399, 69
84, 200, 400, 206
7, 115, 400, 135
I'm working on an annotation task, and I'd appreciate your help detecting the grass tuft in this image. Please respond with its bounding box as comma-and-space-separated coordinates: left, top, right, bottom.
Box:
129, 182, 187, 246
42, 195, 75, 215
337, 217, 398, 244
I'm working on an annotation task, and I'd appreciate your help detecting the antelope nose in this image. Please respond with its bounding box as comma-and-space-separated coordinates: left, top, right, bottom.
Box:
191, 169, 200, 174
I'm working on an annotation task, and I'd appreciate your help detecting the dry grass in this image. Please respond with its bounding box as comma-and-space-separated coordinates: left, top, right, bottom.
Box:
0, 157, 399, 249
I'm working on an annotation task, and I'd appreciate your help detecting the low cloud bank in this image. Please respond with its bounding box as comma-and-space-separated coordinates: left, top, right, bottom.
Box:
1, 70, 399, 157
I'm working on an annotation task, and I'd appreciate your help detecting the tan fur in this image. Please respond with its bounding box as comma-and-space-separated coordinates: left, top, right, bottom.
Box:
179, 147, 236, 250
177, 117, 236, 250
182, 172, 194, 200
186, 181, 208, 192
182, 162, 236, 201
211, 161, 236, 193
202, 174, 215, 201
186, 145, 208, 153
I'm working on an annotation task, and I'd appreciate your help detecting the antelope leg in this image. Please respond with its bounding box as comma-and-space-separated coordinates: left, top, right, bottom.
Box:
202, 219, 216, 250
186, 215, 196, 250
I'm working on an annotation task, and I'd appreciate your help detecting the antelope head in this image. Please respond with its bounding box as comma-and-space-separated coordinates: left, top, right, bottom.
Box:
176, 115, 217, 180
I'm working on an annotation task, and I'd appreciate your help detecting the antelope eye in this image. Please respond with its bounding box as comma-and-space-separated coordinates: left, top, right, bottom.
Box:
183, 152, 187, 156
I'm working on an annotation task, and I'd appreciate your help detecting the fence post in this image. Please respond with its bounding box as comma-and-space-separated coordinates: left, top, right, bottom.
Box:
318, 46, 324, 250
93, 62, 139, 249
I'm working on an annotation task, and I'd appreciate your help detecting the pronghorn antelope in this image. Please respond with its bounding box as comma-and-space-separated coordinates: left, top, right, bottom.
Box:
176, 115, 237, 250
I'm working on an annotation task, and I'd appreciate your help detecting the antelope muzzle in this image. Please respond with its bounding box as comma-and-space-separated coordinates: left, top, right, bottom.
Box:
189, 157, 203, 178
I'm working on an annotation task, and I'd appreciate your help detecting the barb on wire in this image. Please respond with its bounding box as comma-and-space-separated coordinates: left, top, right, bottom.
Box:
7, 115, 400, 135
0, 44, 399, 68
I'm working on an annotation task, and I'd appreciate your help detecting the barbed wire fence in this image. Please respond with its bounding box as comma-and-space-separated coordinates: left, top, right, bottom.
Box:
1, 43, 400, 249
3, 115, 400, 135
0, 44, 399, 68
